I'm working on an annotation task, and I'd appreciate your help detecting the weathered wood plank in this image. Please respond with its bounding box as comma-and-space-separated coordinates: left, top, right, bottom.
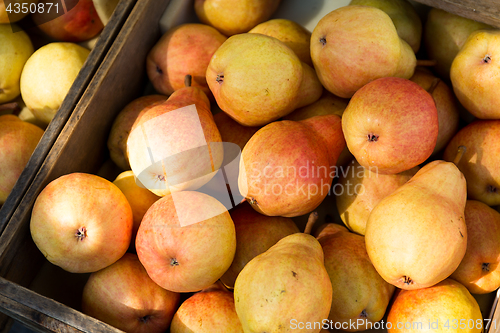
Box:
0, 0, 139, 237
412, 0, 500, 28
0, 277, 124, 333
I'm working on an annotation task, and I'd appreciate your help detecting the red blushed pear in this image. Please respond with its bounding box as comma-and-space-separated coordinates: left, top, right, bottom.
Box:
238, 114, 345, 217
409, 67, 460, 156
30, 173, 133, 273
107, 94, 167, 171
0, 115, 44, 204
170, 281, 243, 333
146, 23, 227, 99
317, 224, 395, 332
311, 5, 416, 99
127, 76, 223, 197
342, 77, 438, 175
32, 0, 103, 43
387, 279, 482, 333
135, 191, 236, 293
451, 200, 500, 294
220, 201, 300, 289
82, 253, 180, 333
443, 120, 500, 207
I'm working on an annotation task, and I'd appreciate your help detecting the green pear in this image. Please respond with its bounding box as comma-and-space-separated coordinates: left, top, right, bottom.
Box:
311, 5, 416, 98
234, 213, 332, 332
365, 152, 468, 290
424, 8, 492, 81
349, 0, 422, 53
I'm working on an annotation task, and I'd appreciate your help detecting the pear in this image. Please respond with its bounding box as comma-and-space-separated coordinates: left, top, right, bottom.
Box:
336, 159, 419, 235
220, 201, 300, 288
171, 281, 243, 332
194, 0, 282, 36
213, 112, 261, 152
238, 114, 345, 217
311, 5, 416, 98
424, 8, 492, 81
443, 120, 500, 206
409, 67, 460, 155
107, 94, 167, 171
146, 23, 227, 99
249, 18, 313, 66
365, 148, 468, 290
0, 115, 44, 204
451, 200, 500, 294
0, 24, 34, 104
349, 0, 422, 53
20, 42, 90, 125
387, 279, 483, 333
316, 224, 395, 331
284, 90, 352, 167
234, 213, 332, 333
206, 33, 322, 127
284, 90, 348, 121
127, 75, 223, 197
450, 30, 500, 119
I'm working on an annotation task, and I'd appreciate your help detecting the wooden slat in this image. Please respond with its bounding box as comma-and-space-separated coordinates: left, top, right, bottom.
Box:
0, 277, 124, 333
488, 289, 500, 333
0, 0, 171, 332
412, 0, 500, 28
0, 0, 138, 237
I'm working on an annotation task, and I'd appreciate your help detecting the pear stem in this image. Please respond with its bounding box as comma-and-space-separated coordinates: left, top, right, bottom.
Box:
184, 74, 192, 87
416, 59, 437, 67
303, 211, 319, 235
453, 146, 467, 165
0, 102, 21, 116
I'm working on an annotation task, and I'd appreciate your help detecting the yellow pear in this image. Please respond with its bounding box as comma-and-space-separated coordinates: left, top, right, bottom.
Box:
349, 0, 422, 53
317, 224, 395, 332
365, 152, 467, 290
249, 18, 313, 66
112, 170, 161, 250
234, 213, 332, 332
0, 24, 34, 104
387, 279, 482, 333
336, 159, 419, 235
194, 0, 282, 36
20, 42, 90, 125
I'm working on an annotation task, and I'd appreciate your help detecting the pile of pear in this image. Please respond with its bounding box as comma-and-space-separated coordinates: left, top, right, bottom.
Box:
96, 0, 500, 332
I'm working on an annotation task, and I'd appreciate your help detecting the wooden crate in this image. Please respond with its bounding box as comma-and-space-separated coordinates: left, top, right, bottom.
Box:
0, 0, 499, 332
0, 0, 138, 237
